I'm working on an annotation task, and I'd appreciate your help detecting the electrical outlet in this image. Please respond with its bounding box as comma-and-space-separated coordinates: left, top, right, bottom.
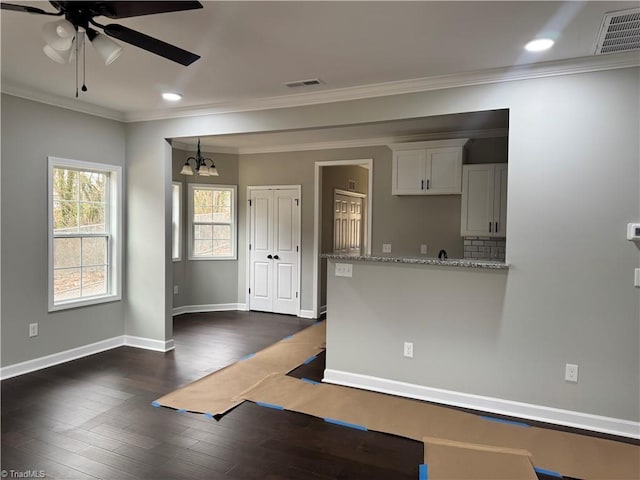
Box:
565, 363, 579, 383
635, 268, 640, 287
29, 323, 38, 338
382, 244, 392, 253
403, 342, 413, 358
420, 244, 428, 254
335, 263, 353, 277
174, 285, 179, 295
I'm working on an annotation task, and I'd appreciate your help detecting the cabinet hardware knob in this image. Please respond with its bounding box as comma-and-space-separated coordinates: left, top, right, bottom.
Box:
267, 254, 273, 259
495, 222, 499, 233
426, 179, 430, 190
273, 255, 279, 260
421, 180, 424, 190
489, 222, 492, 233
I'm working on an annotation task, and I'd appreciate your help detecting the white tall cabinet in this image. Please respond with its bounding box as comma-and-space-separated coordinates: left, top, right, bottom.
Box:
460, 163, 508, 237
390, 139, 468, 195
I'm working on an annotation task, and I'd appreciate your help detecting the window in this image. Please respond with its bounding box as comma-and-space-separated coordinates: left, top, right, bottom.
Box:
188, 184, 236, 260
172, 182, 182, 261
48, 157, 122, 311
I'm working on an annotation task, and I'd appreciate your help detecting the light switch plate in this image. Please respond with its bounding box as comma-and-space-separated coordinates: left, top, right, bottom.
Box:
635, 268, 640, 287
335, 263, 353, 277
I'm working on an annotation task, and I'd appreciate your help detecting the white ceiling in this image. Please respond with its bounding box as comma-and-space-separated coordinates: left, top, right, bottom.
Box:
2, 1, 638, 123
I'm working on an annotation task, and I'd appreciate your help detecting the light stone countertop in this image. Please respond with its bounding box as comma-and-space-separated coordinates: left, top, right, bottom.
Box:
321, 253, 509, 270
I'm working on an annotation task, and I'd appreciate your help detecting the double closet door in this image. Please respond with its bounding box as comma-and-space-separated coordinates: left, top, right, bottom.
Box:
249, 187, 300, 315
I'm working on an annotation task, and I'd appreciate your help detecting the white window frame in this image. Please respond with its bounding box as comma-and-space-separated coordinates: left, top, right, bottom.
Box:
172, 181, 182, 262
188, 183, 237, 261
48, 156, 122, 311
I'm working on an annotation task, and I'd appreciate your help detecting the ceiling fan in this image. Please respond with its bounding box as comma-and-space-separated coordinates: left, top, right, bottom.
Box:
1, 1, 203, 96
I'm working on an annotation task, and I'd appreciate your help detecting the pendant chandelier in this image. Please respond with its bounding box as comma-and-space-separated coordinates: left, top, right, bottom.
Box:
180, 139, 219, 176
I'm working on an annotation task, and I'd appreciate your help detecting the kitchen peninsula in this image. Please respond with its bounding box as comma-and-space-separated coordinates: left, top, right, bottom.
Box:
321, 253, 510, 410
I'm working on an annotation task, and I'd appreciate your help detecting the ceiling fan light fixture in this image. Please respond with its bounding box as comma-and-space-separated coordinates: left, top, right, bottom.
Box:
89, 32, 123, 65
42, 19, 75, 51
43, 42, 74, 64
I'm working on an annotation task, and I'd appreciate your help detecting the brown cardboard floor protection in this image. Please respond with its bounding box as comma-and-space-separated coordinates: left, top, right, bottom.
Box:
155, 322, 326, 415
155, 322, 640, 480
422, 436, 537, 480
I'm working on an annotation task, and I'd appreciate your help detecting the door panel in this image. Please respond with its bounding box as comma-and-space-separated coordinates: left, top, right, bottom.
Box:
250, 187, 299, 316
333, 192, 363, 256
427, 147, 462, 194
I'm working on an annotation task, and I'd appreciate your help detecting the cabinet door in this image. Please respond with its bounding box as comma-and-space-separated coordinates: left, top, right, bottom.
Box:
460, 164, 494, 236
425, 147, 463, 194
493, 164, 508, 237
392, 150, 426, 195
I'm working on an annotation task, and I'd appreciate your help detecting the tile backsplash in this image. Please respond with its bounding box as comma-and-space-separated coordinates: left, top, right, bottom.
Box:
464, 236, 506, 261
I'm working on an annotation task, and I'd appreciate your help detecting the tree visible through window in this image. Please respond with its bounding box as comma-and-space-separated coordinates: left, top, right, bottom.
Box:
49, 157, 121, 310
189, 184, 236, 259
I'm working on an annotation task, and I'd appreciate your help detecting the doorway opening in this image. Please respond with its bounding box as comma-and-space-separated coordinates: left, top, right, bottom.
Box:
313, 159, 373, 318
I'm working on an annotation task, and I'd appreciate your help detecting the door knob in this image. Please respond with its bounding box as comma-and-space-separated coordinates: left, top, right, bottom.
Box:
267, 254, 273, 259
273, 255, 279, 260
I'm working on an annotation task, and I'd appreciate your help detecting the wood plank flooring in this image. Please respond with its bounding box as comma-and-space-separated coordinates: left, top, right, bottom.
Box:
1, 311, 635, 479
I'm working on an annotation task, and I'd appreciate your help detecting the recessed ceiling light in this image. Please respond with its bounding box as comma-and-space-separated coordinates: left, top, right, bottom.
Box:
162, 92, 182, 101
525, 38, 554, 52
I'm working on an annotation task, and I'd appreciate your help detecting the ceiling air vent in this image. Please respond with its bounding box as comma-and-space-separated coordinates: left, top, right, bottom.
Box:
595, 8, 640, 54
284, 78, 323, 88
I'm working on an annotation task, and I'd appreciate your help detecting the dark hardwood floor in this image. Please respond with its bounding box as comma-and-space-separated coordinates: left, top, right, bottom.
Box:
1, 312, 634, 479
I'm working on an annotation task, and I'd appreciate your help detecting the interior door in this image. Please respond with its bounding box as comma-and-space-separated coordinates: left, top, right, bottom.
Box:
249, 187, 300, 315
333, 191, 363, 256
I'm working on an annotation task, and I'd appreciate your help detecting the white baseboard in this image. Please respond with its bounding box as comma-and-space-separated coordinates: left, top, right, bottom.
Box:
299, 309, 315, 319
1, 336, 123, 380
172, 303, 246, 316
124, 335, 175, 352
323, 369, 640, 440
1, 335, 176, 380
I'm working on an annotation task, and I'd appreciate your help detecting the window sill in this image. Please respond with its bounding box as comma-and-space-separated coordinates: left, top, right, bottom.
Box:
188, 256, 237, 261
49, 293, 122, 312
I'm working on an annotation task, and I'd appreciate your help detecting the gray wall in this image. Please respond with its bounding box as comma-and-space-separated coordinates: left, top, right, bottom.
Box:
123, 67, 638, 422
1, 94, 126, 366
171, 148, 240, 309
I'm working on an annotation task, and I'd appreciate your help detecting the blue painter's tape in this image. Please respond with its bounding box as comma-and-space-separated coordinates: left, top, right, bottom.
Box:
282, 335, 294, 340
480, 416, 530, 428
240, 353, 255, 361
151, 401, 161, 408
313, 320, 325, 326
324, 418, 367, 431
419, 464, 428, 480
256, 401, 285, 411
204, 412, 214, 419
303, 355, 317, 365
534, 467, 562, 478
177, 408, 187, 414
301, 378, 319, 385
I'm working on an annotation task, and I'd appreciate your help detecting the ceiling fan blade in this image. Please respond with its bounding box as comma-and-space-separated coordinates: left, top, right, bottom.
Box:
102, 24, 200, 66
99, 1, 203, 19
1, 2, 60, 15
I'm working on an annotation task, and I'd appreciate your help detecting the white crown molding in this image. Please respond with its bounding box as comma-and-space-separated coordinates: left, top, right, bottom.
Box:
124, 52, 640, 123
323, 369, 640, 440
171, 128, 508, 155
3, 53, 638, 124
1, 82, 126, 122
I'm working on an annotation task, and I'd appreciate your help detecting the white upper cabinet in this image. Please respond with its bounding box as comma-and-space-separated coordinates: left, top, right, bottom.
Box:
390, 139, 468, 195
460, 163, 508, 237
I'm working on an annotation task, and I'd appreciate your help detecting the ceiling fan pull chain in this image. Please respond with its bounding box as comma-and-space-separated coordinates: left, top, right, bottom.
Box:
75, 31, 79, 98
81, 31, 87, 93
